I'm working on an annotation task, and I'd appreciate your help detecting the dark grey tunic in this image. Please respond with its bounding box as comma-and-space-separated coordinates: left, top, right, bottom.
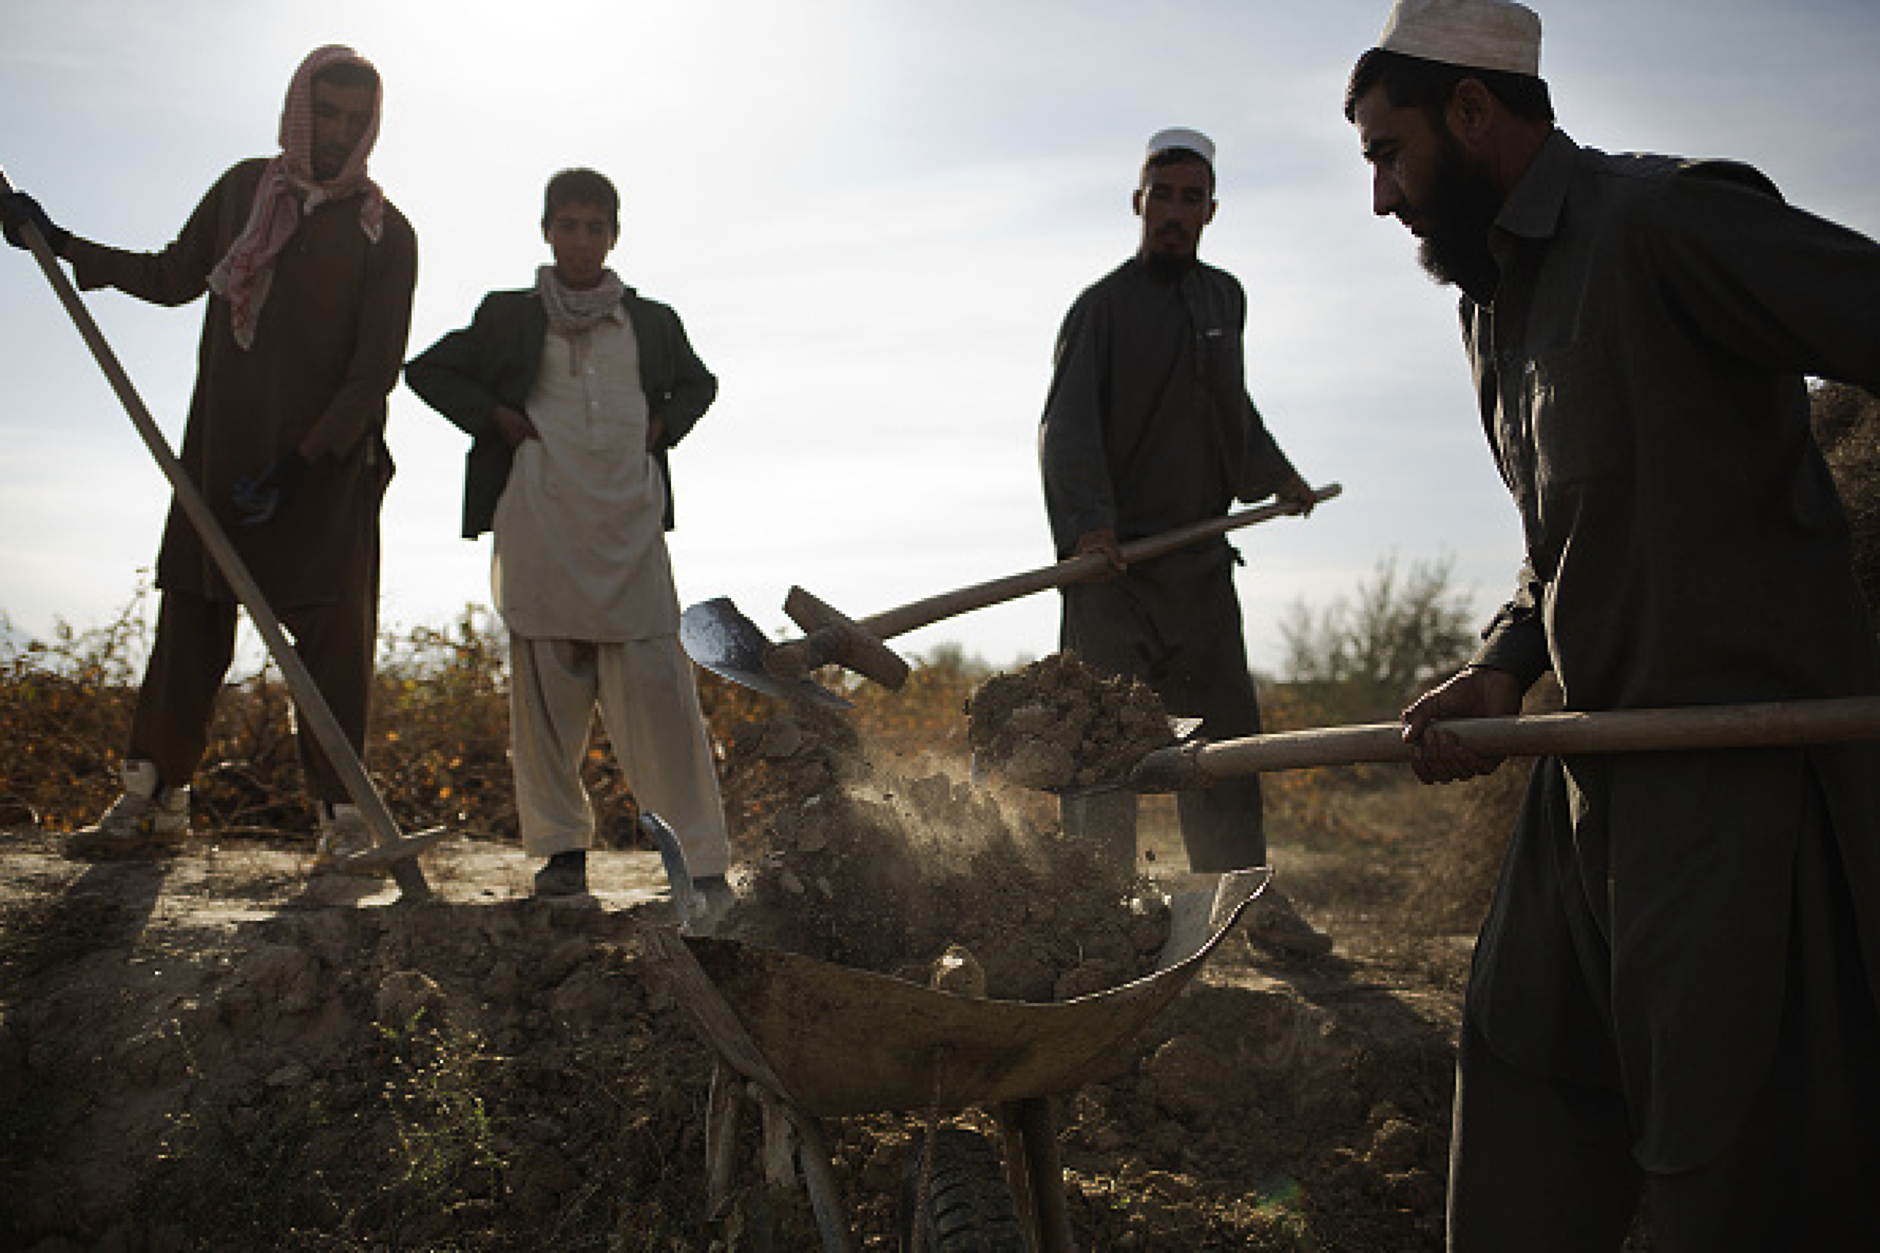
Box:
1462, 130, 1880, 1171
1040, 257, 1295, 560
1039, 257, 1299, 871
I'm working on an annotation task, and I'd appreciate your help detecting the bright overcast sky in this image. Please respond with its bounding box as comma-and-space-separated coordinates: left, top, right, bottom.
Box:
2, 0, 1875, 678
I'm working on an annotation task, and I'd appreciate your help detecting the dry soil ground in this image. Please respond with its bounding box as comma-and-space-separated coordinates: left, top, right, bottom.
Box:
0, 764, 1512, 1253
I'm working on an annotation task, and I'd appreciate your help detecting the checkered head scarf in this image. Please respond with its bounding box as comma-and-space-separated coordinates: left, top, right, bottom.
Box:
208, 45, 387, 350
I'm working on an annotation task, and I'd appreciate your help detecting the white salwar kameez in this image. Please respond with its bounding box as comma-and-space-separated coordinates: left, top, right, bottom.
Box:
491, 310, 728, 874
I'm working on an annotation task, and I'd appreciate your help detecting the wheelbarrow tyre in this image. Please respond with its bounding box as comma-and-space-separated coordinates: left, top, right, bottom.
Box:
897, 1127, 1026, 1252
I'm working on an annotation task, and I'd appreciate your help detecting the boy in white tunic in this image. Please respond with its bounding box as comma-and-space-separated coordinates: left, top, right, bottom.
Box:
405, 169, 731, 910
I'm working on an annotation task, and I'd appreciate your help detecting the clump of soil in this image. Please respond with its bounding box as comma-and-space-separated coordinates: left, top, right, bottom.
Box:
964, 651, 1175, 790
1814, 379, 1880, 612
712, 703, 1167, 1000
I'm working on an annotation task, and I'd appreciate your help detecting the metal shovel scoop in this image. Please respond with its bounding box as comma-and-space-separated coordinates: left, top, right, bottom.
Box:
3, 164, 443, 897
1156, 865, 1271, 972
682, 596, 859, 710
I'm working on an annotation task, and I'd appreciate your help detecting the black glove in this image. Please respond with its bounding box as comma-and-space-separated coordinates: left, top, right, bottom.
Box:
232, 451, 311, 527
2, 192, 71, 257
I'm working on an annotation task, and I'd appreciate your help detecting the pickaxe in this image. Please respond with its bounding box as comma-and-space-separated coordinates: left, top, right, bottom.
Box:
681, 483, 1341, 709
3, 166, 444, 897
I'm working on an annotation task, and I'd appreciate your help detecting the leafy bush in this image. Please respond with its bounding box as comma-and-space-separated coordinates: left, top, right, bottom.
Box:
1, 563, 1476, 848
0, 595, 1013, 847
0, 592, 152, 830
1274, 551, 1477, 724
4, 600, 594, 841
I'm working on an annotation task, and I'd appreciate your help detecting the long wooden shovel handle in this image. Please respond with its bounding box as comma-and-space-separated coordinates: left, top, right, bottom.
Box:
1129, 694, 1880, 791
855, 483, 1342, 642
1, 166, 428, 897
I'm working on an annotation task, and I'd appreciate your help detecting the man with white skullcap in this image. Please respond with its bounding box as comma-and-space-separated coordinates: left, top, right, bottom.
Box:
1039, 128, 1327, 955
2, 47, 418, 869
1345, 2, 1880, 1246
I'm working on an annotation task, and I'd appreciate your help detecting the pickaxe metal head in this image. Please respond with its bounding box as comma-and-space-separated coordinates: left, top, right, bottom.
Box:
680, 596, 854, 709
765, 585, 912, 689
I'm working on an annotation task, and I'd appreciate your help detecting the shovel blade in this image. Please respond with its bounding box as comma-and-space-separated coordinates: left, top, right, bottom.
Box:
1155, 866, 1271, 970
1156, 887, 1215, 972
333, 827, 450, 879
680, 597, 852, 710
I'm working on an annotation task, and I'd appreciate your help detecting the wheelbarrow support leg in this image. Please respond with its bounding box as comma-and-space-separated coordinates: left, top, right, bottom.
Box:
998, 1097, 1075, 1253
788, 1105, 856, 1253
705, 1061, 743, 1220
997, 1104, 1040, 1248
757, 1089, 798, 1188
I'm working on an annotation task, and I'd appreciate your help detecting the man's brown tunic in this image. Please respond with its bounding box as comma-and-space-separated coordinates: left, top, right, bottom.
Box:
68, 157, 418, 611
64, 157, 416, 797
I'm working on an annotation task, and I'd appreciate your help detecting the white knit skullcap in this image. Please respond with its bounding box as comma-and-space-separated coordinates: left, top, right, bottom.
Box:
1146, 127, 1215, 165
1377, 0, 1542, 76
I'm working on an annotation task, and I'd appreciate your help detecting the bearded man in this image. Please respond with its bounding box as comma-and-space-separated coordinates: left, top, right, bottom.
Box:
1346, 1, 1880, 1247
2, 46, 419, 866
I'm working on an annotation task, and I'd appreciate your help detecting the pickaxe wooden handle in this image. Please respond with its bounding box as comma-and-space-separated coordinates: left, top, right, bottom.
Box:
764, 483, 1343, 688
2, 166, 440, 895
1121, 694, 1880, 793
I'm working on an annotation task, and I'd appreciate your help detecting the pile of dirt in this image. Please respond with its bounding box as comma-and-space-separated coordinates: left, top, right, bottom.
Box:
964, 651, 1176, 790
710, 701, 1166, 1001
0, 655, 1552, 1251
0, 841, 717, 1250
0, 808, 1479, 1251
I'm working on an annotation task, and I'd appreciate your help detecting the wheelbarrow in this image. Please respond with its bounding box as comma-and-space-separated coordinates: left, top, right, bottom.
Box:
643, 869, 1270, 1251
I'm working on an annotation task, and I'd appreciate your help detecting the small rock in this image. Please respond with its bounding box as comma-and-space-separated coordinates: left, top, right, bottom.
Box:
483, 959, 524, 1000
759, 716, 805, 759
929, 945, 987, 998
375, 970, 445, 1027
541, 937, 591, 984
1368, 1116, 1423, 1171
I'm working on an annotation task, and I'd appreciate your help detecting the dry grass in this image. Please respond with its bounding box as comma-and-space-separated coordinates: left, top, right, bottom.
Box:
0, 594, 1505, 897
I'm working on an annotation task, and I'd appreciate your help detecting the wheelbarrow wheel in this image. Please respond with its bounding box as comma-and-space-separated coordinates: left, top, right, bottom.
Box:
898, 1127, 1026, 1252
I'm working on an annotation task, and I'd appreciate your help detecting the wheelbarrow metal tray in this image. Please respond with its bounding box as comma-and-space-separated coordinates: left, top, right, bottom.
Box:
647, 912, 1239, 1119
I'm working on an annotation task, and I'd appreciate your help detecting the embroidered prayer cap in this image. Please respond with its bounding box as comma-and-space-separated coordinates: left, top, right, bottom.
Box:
1376, 0, 1542, 77
1146, 127, 1215, 166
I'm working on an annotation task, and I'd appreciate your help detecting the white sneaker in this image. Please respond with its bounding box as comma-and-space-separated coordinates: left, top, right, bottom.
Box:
314, 802, 380, 875
68, 760, 189, 858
